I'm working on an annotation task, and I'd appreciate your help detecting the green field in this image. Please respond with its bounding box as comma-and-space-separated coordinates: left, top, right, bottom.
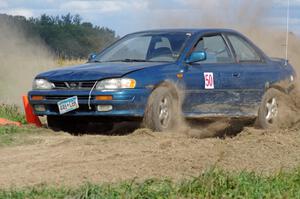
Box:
0, 104, 37, 146
0, 104, 26, 124
0, 169, 300, 199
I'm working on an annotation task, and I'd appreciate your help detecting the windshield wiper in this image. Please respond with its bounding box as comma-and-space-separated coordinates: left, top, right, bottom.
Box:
107, 59, 149, 63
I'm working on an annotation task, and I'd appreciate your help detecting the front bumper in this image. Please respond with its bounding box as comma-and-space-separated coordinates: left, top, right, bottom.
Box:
28, 89, 151, 117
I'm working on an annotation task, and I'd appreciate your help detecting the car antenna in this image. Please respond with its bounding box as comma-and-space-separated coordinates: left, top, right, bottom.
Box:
285, 0, 290, 66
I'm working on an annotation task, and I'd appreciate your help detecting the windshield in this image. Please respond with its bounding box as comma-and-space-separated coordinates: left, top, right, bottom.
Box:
95, 32, 191, 63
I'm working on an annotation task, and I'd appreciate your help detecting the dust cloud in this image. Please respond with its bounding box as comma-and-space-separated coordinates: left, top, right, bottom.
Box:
147, 0, 299, 69
0, 18, 55, 106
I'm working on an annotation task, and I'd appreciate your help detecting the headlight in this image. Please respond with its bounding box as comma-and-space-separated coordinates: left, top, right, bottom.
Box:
32, 79, 54, 90
96, 78, 136, 90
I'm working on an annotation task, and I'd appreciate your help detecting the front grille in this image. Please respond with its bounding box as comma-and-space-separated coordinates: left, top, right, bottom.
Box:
53, 82, 67, 88
53, 81, 97, 90
45, 96, 90, 100
81, 82, 97, 88
48, 104, 94, 113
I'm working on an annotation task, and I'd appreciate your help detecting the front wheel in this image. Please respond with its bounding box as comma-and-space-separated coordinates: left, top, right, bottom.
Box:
143, 86, 181, 132
256, 88, 284, 129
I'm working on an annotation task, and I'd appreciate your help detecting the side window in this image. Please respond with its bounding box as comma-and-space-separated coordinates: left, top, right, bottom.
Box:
194, 35, 233, 64
227, 35, 261, 62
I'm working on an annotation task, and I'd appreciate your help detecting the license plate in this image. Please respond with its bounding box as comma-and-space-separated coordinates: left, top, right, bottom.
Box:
57, 96, 79, 115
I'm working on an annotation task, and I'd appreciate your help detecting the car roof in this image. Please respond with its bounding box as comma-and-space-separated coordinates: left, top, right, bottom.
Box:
131, 28, 240, 35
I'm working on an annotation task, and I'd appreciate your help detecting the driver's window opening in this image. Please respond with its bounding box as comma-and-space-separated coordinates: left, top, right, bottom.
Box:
193, 35, 234, 64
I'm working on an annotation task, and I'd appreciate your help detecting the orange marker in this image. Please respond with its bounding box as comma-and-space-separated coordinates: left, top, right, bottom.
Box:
22, 95, 42, 127
0, 118, 21, 127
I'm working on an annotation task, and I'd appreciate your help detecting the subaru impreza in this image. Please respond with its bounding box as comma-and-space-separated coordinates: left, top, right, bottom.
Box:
28, 29, 296, 132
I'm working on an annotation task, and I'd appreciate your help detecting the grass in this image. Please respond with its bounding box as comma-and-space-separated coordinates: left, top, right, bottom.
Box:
1, 169, 300, 199
0, 104, 42, 146
0, 125, 42, 147
56, 58, 85, 67
0, 104, 26, 124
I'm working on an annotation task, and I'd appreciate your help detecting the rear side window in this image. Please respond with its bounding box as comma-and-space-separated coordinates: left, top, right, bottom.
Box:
194, 35, 233, 64
227, 35, 261, 62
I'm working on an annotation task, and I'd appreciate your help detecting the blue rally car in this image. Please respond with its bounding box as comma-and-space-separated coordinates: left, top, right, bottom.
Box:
28, 29, 296, 132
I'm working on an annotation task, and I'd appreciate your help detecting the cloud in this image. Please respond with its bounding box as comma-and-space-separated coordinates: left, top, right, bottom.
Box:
0, 0, 8, 9
59, 1, 127, 12
274, 0, 300, 7
0, 0, 299, 36
4, 8, 34, 18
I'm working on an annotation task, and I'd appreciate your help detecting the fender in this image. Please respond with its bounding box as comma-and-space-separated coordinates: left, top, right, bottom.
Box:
153, 80, 185, 102
266, 80, 295, 94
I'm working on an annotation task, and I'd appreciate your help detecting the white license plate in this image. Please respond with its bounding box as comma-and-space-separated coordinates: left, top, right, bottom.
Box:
57, 96, 79, 115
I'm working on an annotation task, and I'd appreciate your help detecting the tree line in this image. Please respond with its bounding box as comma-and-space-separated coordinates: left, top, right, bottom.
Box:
0, 13, 118, 59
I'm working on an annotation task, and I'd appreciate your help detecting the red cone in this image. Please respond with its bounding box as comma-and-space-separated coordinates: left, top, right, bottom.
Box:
22, 95, 42, 127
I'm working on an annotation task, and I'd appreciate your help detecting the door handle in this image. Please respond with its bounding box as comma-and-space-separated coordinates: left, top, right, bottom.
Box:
232, 73, 241, 78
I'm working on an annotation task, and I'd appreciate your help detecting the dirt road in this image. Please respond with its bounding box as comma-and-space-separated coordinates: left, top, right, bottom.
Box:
0, 124, 300, 188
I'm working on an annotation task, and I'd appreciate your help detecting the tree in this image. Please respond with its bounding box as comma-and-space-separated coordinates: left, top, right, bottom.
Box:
73, 14, 81, 25
61, 13, 72, 25
0, 13, 118, 59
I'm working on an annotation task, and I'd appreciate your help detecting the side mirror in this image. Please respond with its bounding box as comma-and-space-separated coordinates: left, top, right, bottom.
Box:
186, 51, 207, 64
88, 53, 97, 62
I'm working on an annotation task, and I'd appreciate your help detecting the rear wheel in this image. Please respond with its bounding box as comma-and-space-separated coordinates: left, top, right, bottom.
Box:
256, 88, 283, 129
143, 86, 181, 132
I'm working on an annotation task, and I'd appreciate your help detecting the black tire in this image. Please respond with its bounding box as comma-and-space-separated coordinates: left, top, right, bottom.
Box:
47, 116, 87, 133
256, 88, 284, 129
143, 86, 181, 132
47, 116, 64, 132
88, 122, 114, 134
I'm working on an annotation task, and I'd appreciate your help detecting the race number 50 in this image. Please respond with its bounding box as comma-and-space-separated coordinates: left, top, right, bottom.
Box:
204, 72, 214, 89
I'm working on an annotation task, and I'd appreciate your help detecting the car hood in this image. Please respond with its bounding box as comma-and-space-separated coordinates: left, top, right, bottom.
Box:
36, 62, 166, 81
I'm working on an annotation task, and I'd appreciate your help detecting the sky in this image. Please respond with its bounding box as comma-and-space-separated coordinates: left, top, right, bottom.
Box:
0, 0, 299, 36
